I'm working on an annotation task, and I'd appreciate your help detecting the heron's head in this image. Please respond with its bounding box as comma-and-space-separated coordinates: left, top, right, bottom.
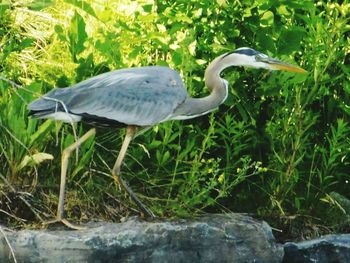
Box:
222, 47, 306, 73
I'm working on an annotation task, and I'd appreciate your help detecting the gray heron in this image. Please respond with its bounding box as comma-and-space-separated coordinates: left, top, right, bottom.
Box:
28, 47, 306, 228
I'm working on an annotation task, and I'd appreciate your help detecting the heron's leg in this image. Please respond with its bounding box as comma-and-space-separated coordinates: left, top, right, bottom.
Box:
112, 126, 155, 218
44, 128, 96, 229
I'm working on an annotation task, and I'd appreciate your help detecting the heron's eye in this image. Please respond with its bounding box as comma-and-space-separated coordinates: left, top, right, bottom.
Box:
255, 53, 268, 62
255, 55, 262, 62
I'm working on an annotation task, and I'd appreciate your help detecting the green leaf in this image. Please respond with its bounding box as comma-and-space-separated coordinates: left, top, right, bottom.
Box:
278, 27, 306, 54
28, 0, 54, 11
71, 136, 95, 178
142, 4, 153, 13
20, 38, 34, 49
0, 1, 11, 16
68, 11, 88, 59
260, 11, 274, 27
162, 151, 170, 164
64, 0, 97, 18
54, 25, 67, 42
30, 120, 54, 146
285, 1, 314, 10
172, 51, 182, 66
18, 153, 54, 170
277, 5, 291, 16
257, 31, 275, 52
216, 0, 226, 6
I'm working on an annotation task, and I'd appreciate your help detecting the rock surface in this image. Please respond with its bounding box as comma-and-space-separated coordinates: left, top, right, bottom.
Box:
0, 213, 283, 263
283, 234, 350, 263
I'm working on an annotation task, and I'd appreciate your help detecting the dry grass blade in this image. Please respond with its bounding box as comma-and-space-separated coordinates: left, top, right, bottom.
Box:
0, 209, 27, 223
0, 226, 18, 263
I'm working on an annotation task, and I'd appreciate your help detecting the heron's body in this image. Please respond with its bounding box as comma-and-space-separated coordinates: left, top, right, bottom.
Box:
29, 66, 227, 127
28, 47, 305, 228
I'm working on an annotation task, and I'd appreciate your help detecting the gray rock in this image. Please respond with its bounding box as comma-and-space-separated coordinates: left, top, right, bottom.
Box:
283, 234, 350, 263
0, 213, 283, 263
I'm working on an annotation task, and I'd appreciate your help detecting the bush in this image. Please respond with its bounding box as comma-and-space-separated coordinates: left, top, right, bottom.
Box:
0, 0, 349, 237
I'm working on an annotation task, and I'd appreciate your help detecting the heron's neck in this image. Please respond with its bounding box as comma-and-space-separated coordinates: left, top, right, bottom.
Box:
170, 55, 229, 120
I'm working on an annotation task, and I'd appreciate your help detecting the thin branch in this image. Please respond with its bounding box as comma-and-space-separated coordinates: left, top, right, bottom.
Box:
0, 76, 22, 89
0, 209, 27, 223
0, 226, 18, 263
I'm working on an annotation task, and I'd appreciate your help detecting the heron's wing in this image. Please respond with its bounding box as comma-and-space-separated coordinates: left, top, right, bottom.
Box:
30, 66, 187, 126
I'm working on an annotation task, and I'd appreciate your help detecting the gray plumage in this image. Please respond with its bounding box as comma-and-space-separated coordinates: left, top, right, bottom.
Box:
29, 66, 188, 126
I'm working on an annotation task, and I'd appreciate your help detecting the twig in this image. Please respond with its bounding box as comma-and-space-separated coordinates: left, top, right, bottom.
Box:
270, 227, 283, 233
0, 226, 18, 263
104, 191, 139, 214
0, 209, 27, 223
0, 76, 22, 89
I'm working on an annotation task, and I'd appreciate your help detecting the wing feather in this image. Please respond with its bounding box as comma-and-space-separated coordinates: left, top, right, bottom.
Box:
29, 66, 188, 126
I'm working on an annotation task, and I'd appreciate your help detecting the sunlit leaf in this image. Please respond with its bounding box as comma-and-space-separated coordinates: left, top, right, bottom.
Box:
277, 5, 291, 16
30, 120, 54, 146
260, 11, 274, 27
28, 0, 54, 11
18, 153, 54, 170
188, 40, 196, 56
196, 59, 207, 65
68, 11, 88, 60
216, 0, 226, 6
64, 0, 97, 18
0, 1, 10, 16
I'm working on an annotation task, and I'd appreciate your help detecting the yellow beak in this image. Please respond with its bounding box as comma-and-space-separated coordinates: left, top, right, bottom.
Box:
270, 61, 307, 73
266, 57, 307, 73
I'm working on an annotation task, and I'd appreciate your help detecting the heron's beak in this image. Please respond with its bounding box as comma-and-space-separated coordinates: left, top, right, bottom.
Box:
267, 58, 307, 73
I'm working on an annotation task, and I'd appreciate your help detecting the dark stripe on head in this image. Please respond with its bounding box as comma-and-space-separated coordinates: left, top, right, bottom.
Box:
234, 48, 259, 56
222, 48, 259, 59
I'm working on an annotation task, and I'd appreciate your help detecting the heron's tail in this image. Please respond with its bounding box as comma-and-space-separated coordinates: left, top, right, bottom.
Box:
28, 88, 69, 118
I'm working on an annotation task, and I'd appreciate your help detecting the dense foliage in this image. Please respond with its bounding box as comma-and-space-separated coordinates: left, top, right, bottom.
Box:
0, 0, 349, 239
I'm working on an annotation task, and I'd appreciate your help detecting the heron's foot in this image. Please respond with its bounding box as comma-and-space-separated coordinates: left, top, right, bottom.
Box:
43, 217, 86, 230
113, 175, 122, 191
